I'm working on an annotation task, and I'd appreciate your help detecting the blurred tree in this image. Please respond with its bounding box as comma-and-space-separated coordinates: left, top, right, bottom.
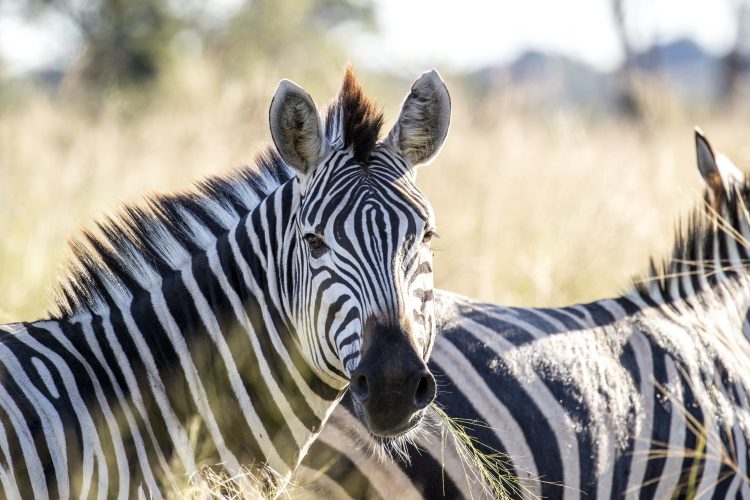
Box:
722, 0, 750, 104
611, 0, 643, 118
19, 0, 374, 93
21, 0, 182, 90
210, 0, 375, 78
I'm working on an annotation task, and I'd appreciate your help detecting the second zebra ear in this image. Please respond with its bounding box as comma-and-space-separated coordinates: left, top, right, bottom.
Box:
385, 69, 451, 168
269, 80, 328, 178
695, 127, 720, 186
695, 127, 744, 211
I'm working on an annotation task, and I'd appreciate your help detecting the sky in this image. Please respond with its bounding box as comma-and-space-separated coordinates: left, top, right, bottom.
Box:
354, 0, 737, 71
0, 0, 741, 74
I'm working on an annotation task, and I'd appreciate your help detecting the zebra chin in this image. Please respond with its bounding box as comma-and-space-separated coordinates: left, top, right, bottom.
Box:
350, 399, 430, 439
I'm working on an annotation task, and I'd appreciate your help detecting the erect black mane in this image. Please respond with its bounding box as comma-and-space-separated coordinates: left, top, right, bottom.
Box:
631, 176, 750, 299
325, 67, 384, 162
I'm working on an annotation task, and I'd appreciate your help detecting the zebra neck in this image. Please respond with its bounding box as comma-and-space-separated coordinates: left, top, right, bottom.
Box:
106, 188, 346, 479
23, 185, 345, 491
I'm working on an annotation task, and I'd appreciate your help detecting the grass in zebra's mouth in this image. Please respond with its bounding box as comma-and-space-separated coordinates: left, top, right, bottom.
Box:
430, 404, 553, 500
345, 398, 562, 500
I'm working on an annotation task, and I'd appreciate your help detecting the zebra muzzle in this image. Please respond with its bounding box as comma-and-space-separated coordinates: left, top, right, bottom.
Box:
348, 324, 436, 437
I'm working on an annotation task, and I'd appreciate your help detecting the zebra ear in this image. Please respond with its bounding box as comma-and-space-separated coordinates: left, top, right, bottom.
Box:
385, 69, 451, 167
695, 127, 744, 205
695, 127, 720, 186
269, 79, 327, 178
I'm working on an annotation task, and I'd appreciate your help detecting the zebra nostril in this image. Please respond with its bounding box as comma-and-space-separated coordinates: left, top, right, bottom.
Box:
414, 372, 436, 409
350, 373, 369, 402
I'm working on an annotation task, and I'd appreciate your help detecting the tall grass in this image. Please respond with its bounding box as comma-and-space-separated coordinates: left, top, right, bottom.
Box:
3, 63, 750, 499
2, 64, 749, 322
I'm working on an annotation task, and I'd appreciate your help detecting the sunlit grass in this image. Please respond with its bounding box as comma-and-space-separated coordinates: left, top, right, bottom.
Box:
3, 63, 750, 498
159, 415, 290, 499
2, 65, 750, 322
170, 465, 286, 500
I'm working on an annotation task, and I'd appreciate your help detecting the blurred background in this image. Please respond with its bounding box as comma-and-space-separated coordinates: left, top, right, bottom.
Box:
1, 0, 749, 321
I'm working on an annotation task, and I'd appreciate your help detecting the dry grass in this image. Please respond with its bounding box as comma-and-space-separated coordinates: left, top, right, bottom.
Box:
431, 404, 533, 499
1, 63, 749, 325
3, 62, 750, 497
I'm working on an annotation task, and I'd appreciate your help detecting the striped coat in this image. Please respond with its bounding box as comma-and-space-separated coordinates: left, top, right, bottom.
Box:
297, 132, 750, 499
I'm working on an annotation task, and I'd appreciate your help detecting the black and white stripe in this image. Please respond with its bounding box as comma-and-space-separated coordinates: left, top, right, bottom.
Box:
0, 69, 447, 497
298, 132, 750, 499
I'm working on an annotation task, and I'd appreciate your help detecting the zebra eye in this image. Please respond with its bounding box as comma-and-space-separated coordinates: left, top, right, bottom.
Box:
422, 230, 436, 244
304, 233, 326, 251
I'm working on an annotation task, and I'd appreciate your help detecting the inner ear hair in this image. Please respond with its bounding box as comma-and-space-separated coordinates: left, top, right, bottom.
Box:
269, 80, 325, 176
278, 94, 323, 172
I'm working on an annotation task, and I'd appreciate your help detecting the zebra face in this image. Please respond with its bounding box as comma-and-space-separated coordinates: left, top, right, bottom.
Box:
269, 68, 450, 437
297, 148, 438, 436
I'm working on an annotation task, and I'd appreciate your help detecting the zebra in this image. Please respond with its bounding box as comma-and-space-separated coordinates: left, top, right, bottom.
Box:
296, 131, 750, 499
0, 68, 451, 498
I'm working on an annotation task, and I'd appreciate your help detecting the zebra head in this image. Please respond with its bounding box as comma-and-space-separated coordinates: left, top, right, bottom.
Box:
269, 68, 450, 437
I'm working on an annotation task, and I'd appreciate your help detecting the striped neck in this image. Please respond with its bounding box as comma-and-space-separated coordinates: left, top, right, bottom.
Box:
31, 170, 346, 492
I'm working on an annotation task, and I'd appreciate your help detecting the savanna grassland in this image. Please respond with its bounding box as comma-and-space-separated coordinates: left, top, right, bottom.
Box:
1, 62, 749, 323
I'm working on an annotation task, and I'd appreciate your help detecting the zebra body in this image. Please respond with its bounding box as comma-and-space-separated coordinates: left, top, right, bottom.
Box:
298, 132, 750, 499
0, 69, 450, 497
0, 176, 342, 498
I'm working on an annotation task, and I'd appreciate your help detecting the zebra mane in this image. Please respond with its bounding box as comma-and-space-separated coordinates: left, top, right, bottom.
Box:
325, 67, 384, 162
51, 71, 385, 319
631, 175, 750, 300
52, 149, 293, 318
